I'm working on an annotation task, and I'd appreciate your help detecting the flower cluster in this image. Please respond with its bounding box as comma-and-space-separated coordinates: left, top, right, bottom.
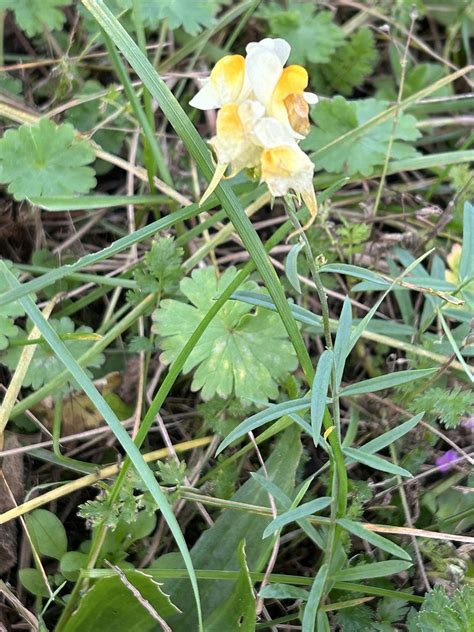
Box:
190, 38, 318, 223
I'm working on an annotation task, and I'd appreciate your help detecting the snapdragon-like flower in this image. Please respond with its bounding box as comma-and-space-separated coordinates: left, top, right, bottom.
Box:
190, 37, 318, 224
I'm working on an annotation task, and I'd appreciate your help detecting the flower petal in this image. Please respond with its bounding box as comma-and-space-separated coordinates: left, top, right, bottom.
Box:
190, 55, 246, 110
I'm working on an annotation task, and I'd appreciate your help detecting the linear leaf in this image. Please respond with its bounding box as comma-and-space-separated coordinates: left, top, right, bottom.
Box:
262, 498, 332, 539
340, 368, 436, 396
302, 564, 329, 632
460, 201, 474, 281
311, 350, 333, 445
343, 447, 413, 478
216, 397, 310, 455
336, 519, 411, 561
285, 242, 304, 293
332, 560, 412, 582
333, 297, 352, 388
359, 412, 424, 454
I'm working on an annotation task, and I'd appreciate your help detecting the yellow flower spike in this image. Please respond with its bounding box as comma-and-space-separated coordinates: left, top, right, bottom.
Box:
270, 65, 312, 136
189, 55, 248, 110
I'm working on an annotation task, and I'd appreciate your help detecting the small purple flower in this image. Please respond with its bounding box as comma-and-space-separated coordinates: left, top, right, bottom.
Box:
435, 449, 458, 472
461, 416, 474, 430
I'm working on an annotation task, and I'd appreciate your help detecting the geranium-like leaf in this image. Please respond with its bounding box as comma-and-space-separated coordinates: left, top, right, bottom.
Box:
152, 267, 298, 403
258, 1, 344, 65
0, 317, 105, 392
0, 119, 96, 201
304, 96, 421, 177
0, 0, 72, 37
0, 263, 25, 350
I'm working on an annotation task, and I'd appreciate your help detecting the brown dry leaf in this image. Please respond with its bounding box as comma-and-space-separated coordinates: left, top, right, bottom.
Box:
0, 433, 24, 574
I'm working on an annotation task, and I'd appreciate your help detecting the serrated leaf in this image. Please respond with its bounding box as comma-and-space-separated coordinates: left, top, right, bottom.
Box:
413, 585, 474, 632
143, 0, 217, 34
0, 119, 96, 201
0, 0, 72, 37
334, 604, 376, 632
0, 263, 25, 350
62, 570, 180, 632
257, 2, 344, 65
0, 317, 105, 392
129, 237, 184, 303
337, 519, 411, 561
304, 97, 421, 177
410, 387, 473, 429
320, 27, 379, 95
25, 509, 67, 560
152, 267, 298, 403
263, 497, 331, 538
343, 447, 413, 478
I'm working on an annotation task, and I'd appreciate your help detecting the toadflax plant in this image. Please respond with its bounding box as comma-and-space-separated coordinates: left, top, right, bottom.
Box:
190, 37, 319, 226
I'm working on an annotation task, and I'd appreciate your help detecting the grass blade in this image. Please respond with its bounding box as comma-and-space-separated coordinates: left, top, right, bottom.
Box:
343, 447, 413, 478
0, 262, 203, 631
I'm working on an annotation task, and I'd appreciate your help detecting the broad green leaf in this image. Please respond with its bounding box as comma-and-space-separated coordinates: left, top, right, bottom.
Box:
332, 560, 412, 582
62, 570, 179, 632
138, 0, 217, 34
153, 267, 298, 403
340, 368, 436, 397
302, 564, 328, 632
25, 509, 67, 560
18, 568, 50, 598
310, 350, 333, 445
263, 498, 332, 538
343, 447, 413, 478
336, 519, 411, 561
203, 541, 256, 632
285, 242, 304, 293
359, 413, 424, 454
60, 551, 89, 582
333, 297, 352, 388
159, 426, 302, 631
257, 2, 344, 64
0, 119, 96, 201
0, 0, 72, 36
216, 396, 310, 455
1, 262, 202, 631
304, 97, 421, 176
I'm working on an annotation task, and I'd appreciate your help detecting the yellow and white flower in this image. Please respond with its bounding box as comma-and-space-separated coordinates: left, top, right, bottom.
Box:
190, 37, 318, 225
254, 118, 317, 222
245, 38, 317, 137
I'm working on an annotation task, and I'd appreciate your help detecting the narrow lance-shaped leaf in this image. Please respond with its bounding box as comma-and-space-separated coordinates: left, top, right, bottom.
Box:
340, 368, 436, 397
337, 518, 411, 561
359, 412, 424, 454
302, 564, 329, 632
343, 447, 413, 478
311, 350, 333, 446
333, 297, 352, 388
216, 397, 310, 455
263, 498, 332, 539
285, 242, 304, 293
332, 560, 412, 582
